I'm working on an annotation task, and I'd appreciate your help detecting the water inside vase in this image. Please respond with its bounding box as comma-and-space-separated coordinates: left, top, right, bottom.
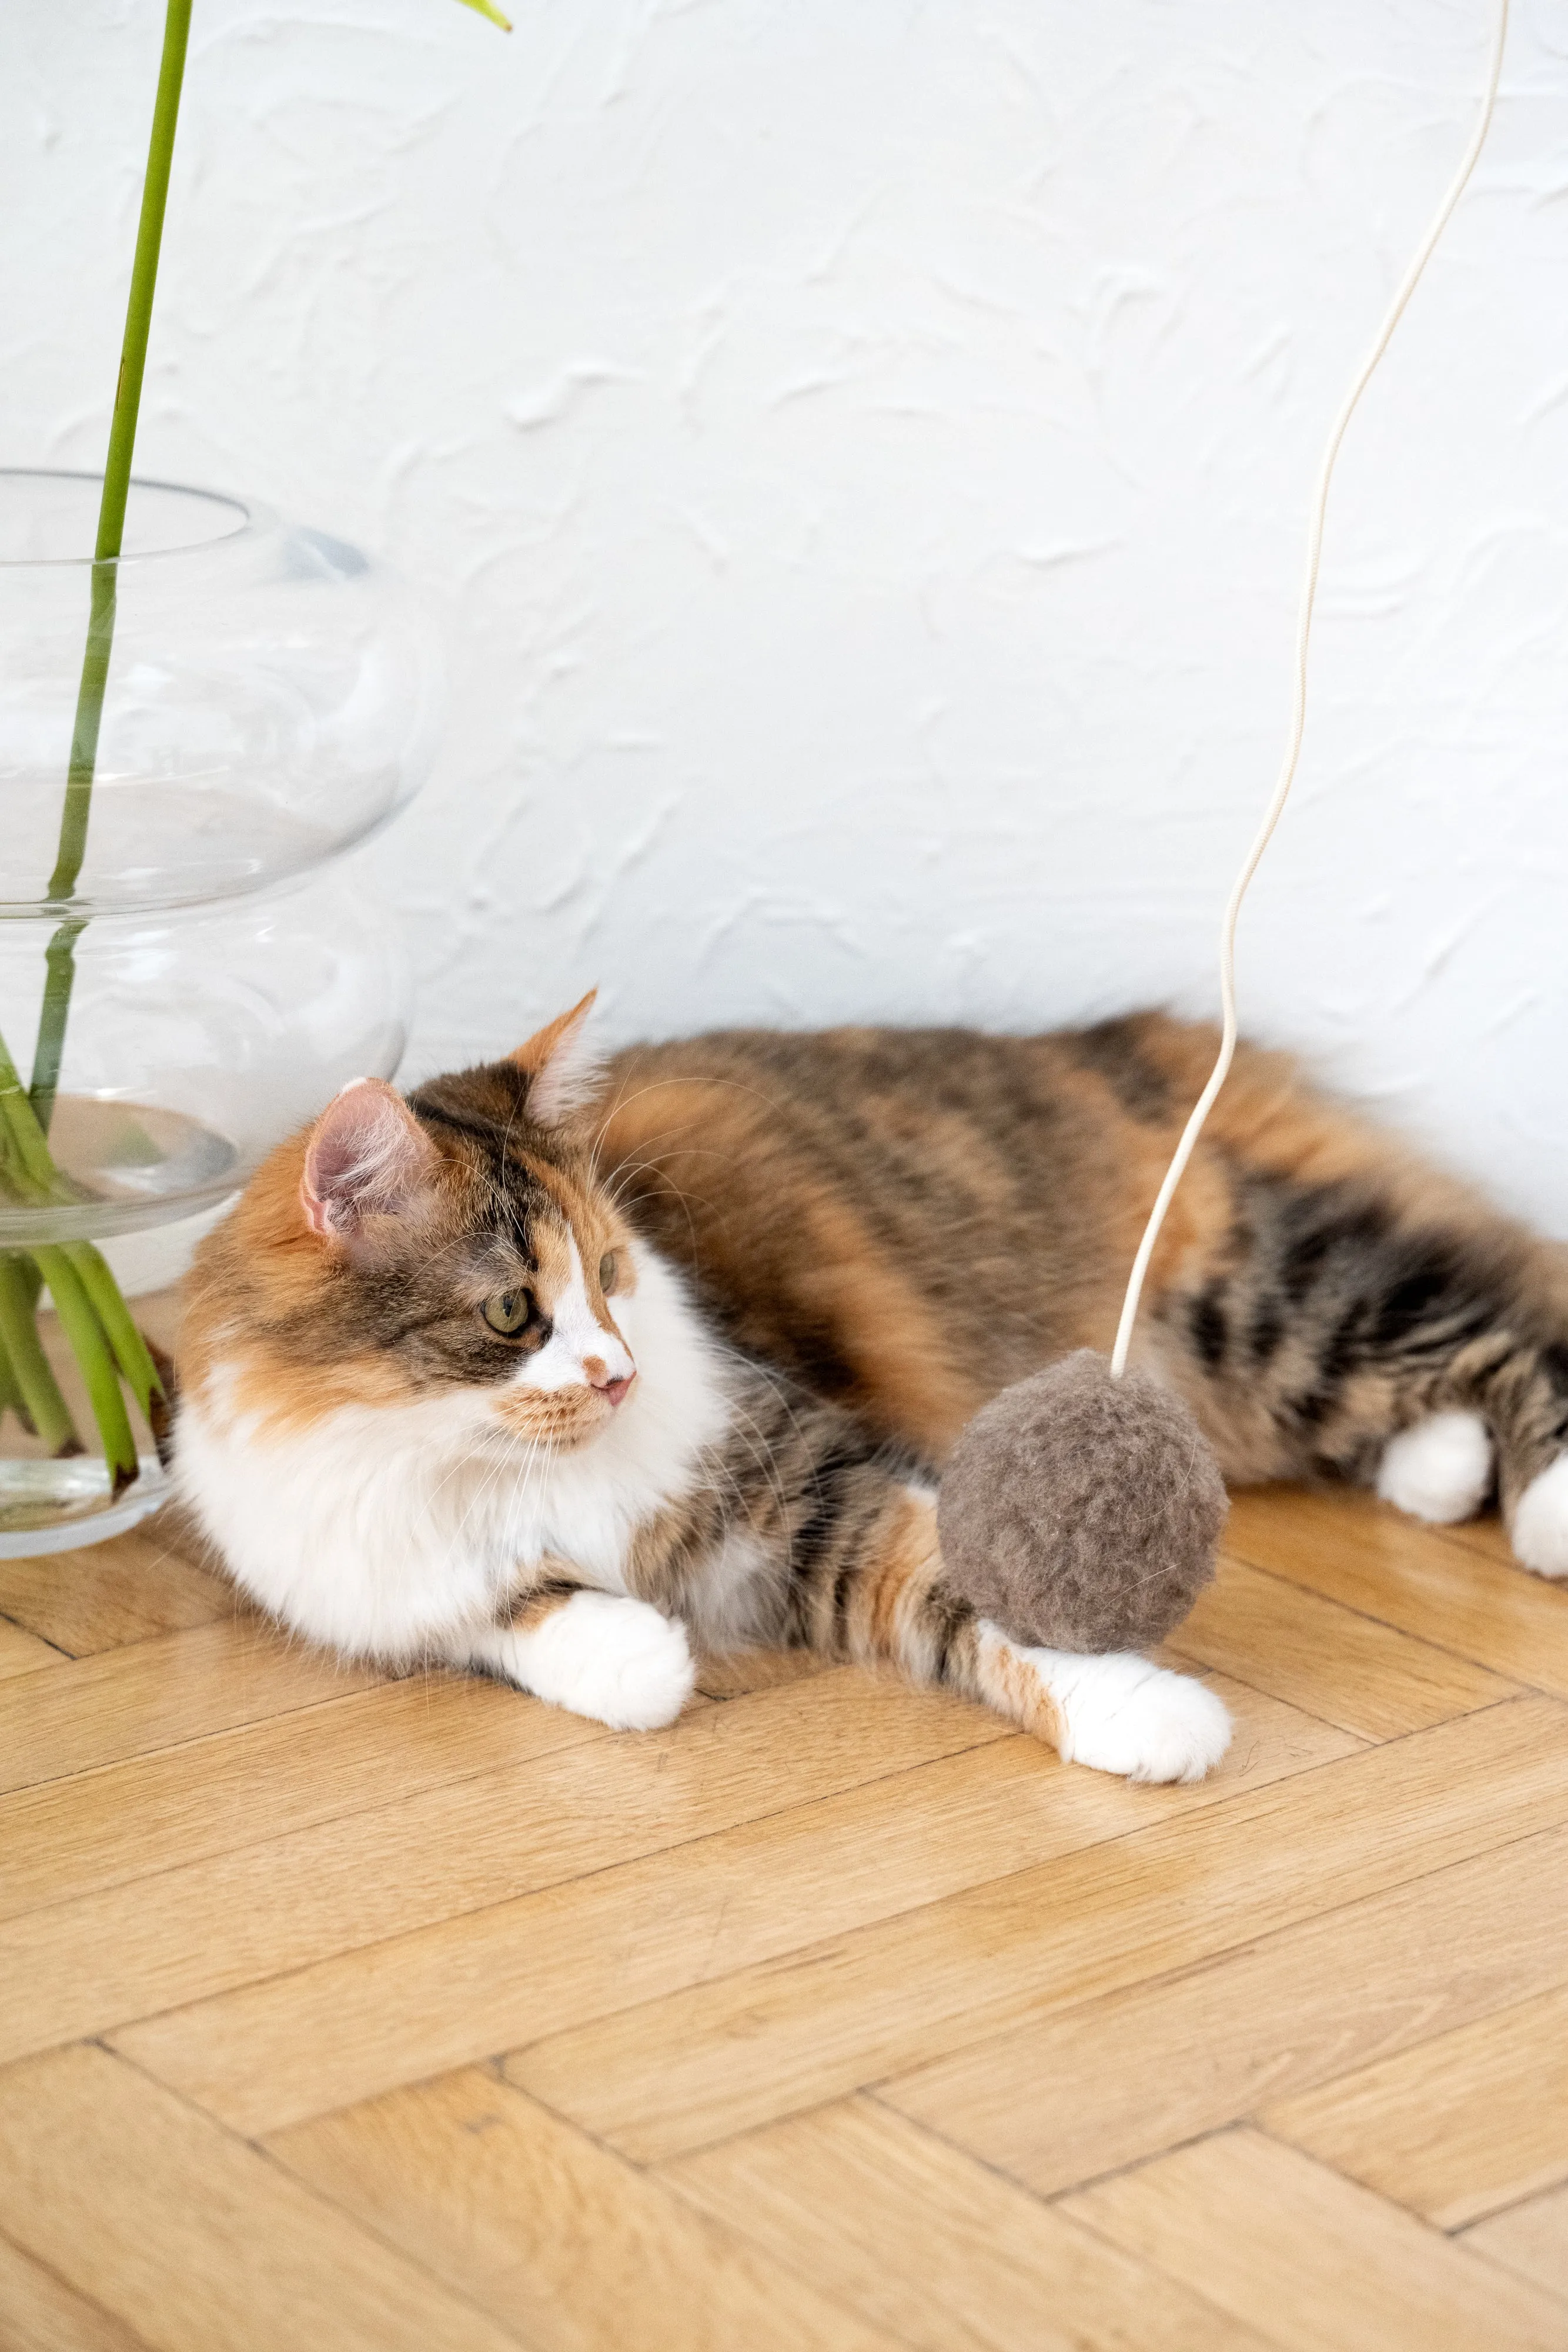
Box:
0, 1095, 239, 1243
0, 1453, 171, 1552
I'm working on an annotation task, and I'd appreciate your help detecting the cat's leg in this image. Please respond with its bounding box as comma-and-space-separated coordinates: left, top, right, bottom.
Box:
1466, 1343, 1568, 1576
1362, 1332, 1568, 1572
1351, 1372, 1567, 1571
448, 1581, 697, 1730
1156, 1170, 1568, 1572
1375, 1408, 1495, 1525
785, 1478, 1231, 1783
973, 1628, 1233, 1783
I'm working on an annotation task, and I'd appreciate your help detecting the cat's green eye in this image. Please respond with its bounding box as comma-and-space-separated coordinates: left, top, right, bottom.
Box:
482, 1290, 530, 1337
599, 1251, 618, 1295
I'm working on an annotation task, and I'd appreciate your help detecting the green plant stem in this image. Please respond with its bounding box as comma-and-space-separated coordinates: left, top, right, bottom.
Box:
31, 1248, 136, 1490
0, 1328, 34, 1435
88, 1, 194, 589
29, 923, 85, 1138
33, 0, 193, 1127
0, 1112, 25, 1206
45, 577, 117, 921
0, 1029, 61, 1200
68, 1242, 162, 1421
0, 1012, 161, 1472
0, 1255, 80, 1458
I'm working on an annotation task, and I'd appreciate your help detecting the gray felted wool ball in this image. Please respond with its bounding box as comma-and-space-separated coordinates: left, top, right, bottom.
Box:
937, 1350, 1227, 1654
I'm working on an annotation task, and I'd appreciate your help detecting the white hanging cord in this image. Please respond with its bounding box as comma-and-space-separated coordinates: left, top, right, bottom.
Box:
1109, 0, 1509, 1380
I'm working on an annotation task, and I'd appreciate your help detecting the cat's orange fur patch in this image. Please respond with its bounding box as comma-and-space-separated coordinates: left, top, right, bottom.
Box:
974, 1631, 1065, 1751
522, 1164, 637, 1334
492, 1387, 607, 1447
794, 1189, 985, 1457
862, 1491, 942, 1657
598, 1078, 983, 1458
510, 990, 597, 1079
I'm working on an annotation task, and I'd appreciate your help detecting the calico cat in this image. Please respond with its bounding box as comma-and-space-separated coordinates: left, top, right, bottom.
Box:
173, 997, 1568, 1784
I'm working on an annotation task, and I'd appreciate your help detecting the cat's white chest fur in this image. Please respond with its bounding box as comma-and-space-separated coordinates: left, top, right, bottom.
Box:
174, 1247, 733, 1663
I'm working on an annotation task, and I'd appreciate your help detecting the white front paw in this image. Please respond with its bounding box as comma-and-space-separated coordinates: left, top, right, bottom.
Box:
1377, 1411, 1493, 1524
506, 1591, 696, 1730
1513, 1455, 1568, 1579
1034, 1649, 1232, 1784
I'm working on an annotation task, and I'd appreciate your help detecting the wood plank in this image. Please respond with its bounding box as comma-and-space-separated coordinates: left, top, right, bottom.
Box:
1061, 2127, 1567, 2352
1224, 1485, 1568, 1698
0, 1616, 66, 1681
1465, 2186, 1568, 2304
0, 1670, 612, 1921
5, 1666, 1009, 2067
1265, 1981, 1568, 2229
0, 1524, 232, 1656
504, 1696, 1568, 2161
0, 1618, 382, 1798
664, 2094, 1276, 2352
0, 2230, 150, 2352
884, 1822, 1568, 2196
1429, 1509, 1518, 1567
1171, 1551, 1517, 1738
112, 1669, 1353, 2136
694, 1645, 828, 1699
0, 2046, 520, 2352
268, 2066, 906, 2352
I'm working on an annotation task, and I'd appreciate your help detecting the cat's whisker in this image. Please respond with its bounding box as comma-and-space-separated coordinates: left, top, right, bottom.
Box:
429, 1429, 536, 1598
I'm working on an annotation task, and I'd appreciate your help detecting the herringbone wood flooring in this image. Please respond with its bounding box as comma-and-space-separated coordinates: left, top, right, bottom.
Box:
2, 1457, 1567, 2348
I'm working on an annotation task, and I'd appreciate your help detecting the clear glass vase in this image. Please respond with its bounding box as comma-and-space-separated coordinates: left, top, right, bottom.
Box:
0, 470, 442, 1552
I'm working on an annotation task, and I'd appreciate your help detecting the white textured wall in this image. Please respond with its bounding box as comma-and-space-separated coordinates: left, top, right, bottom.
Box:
7, 0, 1567, 1229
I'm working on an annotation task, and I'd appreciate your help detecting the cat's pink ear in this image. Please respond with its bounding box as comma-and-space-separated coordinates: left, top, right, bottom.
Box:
300, 1080, 438, 1241
510, 989, 601, 1128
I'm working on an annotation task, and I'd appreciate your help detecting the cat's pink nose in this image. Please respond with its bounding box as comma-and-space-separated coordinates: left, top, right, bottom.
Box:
583, 1356, 634, 1406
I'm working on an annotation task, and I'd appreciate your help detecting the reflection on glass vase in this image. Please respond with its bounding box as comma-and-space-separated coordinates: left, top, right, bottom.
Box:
0, 469, 442, 1552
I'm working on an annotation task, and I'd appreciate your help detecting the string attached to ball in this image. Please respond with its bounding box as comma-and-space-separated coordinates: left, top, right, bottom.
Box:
940, 0, 1510, 1655
1108, 0, 1510, 1383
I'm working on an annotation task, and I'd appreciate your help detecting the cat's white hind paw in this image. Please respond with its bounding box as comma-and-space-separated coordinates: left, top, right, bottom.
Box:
500, 1591, 696, 1730
1376, 1410, 1493, 1525
1512, 1455, 1568, 1579
1018, 1644, 1232, 1784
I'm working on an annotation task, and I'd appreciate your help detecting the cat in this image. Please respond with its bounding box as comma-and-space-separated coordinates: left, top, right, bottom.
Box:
173, 995, 1568, 1784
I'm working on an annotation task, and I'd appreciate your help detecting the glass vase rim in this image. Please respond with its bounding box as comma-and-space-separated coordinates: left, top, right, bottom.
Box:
0, 466, 278, 571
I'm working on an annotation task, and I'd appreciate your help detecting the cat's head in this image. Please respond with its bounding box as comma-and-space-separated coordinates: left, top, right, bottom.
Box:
181, 993, 640, 1449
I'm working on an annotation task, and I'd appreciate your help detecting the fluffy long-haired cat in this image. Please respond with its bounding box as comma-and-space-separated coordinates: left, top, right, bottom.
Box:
175, 998, 1568, 1784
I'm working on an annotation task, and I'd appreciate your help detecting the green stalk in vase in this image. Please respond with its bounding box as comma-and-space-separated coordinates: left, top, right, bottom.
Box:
0, 0, 195, 1482
0, 1256, 77, 1458
29, 0, 193, 1128
30, 0, 511, 1125
0, 1029, 160, 1488
1, 0, 511, 1489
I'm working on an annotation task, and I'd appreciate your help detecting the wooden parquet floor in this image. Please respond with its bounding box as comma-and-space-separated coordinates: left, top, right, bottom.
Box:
3, 1481, 1568, 2349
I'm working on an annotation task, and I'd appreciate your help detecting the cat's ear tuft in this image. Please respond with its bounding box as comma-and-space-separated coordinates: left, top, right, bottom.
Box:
301, 1079, 439, 1241
510, 989, 601, 1128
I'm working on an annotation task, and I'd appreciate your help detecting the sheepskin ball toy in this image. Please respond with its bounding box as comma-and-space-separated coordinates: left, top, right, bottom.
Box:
937, 1350, 1227, 1653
